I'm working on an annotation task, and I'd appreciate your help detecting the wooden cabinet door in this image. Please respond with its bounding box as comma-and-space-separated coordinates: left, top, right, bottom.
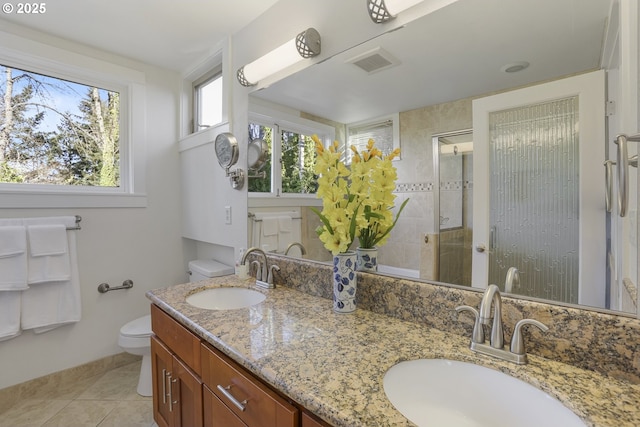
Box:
203, 385, 247, 427
173, 356, 203, 427
151, 336, 173, 427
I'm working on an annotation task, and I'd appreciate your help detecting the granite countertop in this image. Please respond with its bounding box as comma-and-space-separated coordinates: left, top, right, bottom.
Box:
146, 276, 640, 427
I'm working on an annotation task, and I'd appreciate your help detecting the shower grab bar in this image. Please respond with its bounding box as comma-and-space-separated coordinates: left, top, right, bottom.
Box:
614, 133, 640, 217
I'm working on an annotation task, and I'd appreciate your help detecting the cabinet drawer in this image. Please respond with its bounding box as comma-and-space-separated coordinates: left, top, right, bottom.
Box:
201, 343, 298, 427
151, 304, 201, 375
302, 412, 332, 427
203, 385, 247, 427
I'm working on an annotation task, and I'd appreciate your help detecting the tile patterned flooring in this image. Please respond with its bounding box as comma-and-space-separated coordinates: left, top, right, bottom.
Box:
0, 361, 154, 427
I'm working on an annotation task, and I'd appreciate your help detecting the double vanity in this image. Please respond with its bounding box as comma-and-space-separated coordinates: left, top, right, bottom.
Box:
146, 255, 640, 427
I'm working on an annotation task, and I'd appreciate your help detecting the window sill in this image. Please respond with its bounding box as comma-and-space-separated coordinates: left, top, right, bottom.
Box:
0, 190, 147, 209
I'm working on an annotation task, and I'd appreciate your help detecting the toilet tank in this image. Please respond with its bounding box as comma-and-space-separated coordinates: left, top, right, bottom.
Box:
188, 259, 234, 282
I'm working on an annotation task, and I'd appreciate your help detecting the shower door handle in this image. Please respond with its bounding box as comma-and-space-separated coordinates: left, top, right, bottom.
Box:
614, 133, 640, 217
604, 160, 615, 213
489, 226, 497, 250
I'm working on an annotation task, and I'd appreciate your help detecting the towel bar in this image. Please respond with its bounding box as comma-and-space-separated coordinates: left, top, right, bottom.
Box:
97, 279, 133, 293
66, 215, 82, 230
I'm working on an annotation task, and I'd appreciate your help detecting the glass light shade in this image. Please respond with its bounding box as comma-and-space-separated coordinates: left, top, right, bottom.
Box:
367, 0, 424, 23
384, 0, 424, 16
237, 28, 320, 87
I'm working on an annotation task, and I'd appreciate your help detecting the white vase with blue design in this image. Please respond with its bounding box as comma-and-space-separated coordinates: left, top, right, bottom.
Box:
356, 247, 378, 272
333, 251, 357, 313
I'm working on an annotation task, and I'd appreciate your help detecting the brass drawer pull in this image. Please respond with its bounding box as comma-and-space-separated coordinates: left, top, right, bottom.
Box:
217, 384, 248, 411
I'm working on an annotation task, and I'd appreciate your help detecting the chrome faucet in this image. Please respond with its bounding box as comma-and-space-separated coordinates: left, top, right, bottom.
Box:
478, 284, 504, 349
241, 247, 280, 289
284, 242, 307, 256
456, 284, 548, 364
241, 247, 273, 288
504, 267, 520, 293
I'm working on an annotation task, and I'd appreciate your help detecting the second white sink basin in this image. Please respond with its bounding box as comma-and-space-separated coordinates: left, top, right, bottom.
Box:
186, 287, 265, 310
383, 359, 585, 427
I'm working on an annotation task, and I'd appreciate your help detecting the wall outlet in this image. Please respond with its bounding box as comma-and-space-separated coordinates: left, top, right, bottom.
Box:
224, 206, 232, 224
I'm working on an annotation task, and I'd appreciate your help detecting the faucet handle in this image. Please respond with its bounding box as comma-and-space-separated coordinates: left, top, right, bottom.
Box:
267, 264, 280, 285
250, 260, 262, 280
509, 319, 549, 356
455, 305, 485, 344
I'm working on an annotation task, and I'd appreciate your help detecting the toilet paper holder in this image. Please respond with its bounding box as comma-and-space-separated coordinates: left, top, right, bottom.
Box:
97, 279, 134, 293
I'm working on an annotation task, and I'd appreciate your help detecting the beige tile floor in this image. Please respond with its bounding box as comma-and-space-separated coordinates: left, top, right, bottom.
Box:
0, 361, 154, 427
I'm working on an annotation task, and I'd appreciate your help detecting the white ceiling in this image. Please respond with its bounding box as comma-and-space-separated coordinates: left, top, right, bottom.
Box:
253, 0, 613, 124
0, 0, 280, 72
0, 0, 613, 124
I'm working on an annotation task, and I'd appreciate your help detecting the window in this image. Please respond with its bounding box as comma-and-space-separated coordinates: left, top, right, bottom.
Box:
0, 35, 146, 208
1, 64, 120, 187
248, 109, 334, 197
193, 68, 223, 133
346, 113, 400, 163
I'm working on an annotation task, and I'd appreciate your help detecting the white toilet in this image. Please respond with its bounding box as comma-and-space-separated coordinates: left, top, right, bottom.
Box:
118, 259, 233, 397
188, 259, 234, 282
118, 314, 153, 396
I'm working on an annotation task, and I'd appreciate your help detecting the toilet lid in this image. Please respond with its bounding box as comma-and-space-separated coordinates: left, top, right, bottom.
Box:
121, 314, 152, 338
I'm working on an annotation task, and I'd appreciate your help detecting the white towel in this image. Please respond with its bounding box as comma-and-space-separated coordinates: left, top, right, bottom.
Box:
278, 216, 292, 233
27, 224, 68, 256
0, 291, 22, 341
21, 230, 81, 332
0, 226, 28, 291
27, 224, 71, 284
262, 217, 278, 236
277, 216, 293, 253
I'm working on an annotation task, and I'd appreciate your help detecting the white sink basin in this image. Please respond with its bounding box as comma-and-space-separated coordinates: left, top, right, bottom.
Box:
383, 359, 585, 427
186, 287, 266, 310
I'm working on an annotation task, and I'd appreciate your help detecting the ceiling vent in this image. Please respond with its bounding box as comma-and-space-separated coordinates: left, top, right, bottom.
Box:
346, 47, 400, 74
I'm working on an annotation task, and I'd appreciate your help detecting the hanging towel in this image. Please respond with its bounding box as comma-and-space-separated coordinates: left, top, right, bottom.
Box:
21, 229, 81, 333
0, 226, 28, 291
0, 291, 22, 341
27, 224, 68, 256
278, 216, 292, 233
277, 216, 293, 253
262, 217, 279, 236
26, 224, 71, 284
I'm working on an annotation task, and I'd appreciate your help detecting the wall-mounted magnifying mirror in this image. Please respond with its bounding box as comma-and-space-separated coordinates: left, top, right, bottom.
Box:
247, 138, 269, 178
214, 132, 244, 189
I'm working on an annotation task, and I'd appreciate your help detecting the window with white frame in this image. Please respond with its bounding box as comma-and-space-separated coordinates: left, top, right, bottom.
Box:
248, 110, 334, 197
193, 67, 223, 133
346, 113, 400, 163
0, 36, 146, 208
1, 63, 121, 187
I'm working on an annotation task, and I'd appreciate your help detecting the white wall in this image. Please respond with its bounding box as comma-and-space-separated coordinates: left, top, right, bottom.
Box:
0, 26, 186, 389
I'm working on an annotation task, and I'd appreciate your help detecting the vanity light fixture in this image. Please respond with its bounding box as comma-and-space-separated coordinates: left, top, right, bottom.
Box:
236, 28, 321, 87
367, 0, 424, 23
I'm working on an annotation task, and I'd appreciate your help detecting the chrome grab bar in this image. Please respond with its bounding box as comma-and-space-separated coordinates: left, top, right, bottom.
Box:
97, 279, 133, 293
614, 133, 640, 217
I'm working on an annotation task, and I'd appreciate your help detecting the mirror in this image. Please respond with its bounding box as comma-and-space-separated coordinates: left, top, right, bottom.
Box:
247, 0, 637, 315
214, 132, 239, 169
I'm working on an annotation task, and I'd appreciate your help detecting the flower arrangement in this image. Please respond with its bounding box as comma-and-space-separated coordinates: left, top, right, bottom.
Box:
350, 139, 409, 249
310, 135, 360, 255
310, 135, 408, 255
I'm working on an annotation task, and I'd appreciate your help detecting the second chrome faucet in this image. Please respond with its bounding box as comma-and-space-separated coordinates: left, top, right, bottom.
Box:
456, 284, 548, 364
